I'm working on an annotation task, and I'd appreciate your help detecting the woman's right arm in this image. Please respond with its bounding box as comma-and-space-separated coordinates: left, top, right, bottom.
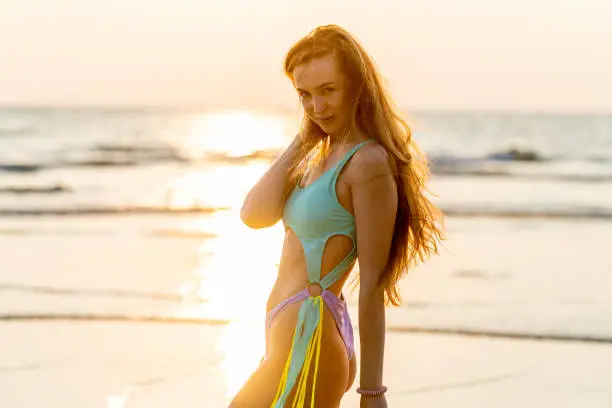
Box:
240, 134, 305, 229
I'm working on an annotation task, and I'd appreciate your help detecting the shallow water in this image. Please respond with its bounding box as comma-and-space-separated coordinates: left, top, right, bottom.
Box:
2, 108, 611, 406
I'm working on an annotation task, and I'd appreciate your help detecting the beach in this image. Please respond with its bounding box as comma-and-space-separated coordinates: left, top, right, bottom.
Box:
3, 320, 612, 407
2, 108, 612, 407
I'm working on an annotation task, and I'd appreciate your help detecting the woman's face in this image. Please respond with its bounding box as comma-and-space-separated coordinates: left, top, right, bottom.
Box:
292, 53, 353, 138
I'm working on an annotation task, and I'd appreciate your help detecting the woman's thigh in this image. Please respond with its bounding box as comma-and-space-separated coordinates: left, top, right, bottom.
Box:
231, 302, 351, 407
228, 356, 286, 408
229, 304, 297, 407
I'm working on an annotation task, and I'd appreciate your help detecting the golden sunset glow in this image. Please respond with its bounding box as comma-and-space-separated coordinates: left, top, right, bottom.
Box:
4, 2, 610, 407
106, 389, 131, 408
182, 111, 291, 158
186, 209, 285, 321
159, 111, 293, 209
189, 209, 284, 398
164, 163, 272, 210
216, 320, 267, 399
3, 3, 610, 112
167, 112, 292, 398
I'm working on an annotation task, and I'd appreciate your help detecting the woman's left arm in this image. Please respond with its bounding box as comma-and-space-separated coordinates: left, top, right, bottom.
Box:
351, 145, 398, 407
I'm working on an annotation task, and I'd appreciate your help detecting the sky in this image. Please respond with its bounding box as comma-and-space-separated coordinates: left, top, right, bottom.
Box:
1, 0, 611, 112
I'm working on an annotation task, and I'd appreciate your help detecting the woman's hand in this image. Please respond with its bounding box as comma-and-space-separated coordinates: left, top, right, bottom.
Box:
360, 395, 388, 408
241, 117, 323, 229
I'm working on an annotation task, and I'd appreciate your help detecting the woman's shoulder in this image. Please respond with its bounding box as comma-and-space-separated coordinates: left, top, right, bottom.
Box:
347, 141, 393, 182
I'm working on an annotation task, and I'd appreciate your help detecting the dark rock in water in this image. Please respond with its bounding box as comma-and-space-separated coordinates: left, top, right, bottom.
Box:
92, 144, 172, 154
93, 144, 140, 153
488, 148, 542, 162
90, 144, 184, 163
70, 159, 138, 167
0, 184, 71, 194
0, 164, 41, 173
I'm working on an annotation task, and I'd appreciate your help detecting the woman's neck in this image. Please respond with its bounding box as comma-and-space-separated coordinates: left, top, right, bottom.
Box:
328, 125, 368, 147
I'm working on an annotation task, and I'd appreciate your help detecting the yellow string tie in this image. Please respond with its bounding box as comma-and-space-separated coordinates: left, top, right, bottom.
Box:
310, 297, 324, 407
293, 296, 324, 407
271, 295, 325, 408
293, 297, 318, 407
292, 325, 314, 407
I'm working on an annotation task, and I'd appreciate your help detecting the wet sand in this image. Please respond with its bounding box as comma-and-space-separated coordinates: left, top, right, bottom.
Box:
2, 321, 612, 407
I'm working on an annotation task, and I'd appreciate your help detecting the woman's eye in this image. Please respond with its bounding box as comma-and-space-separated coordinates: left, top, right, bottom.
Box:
299, 92, 309, 98
323, 87, 334, 93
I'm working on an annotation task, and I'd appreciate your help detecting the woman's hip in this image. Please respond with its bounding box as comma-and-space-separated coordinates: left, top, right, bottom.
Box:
264, 301, 352, 405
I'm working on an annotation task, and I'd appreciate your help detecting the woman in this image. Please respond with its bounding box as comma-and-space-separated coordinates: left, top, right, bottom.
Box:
231, 25, 444, 408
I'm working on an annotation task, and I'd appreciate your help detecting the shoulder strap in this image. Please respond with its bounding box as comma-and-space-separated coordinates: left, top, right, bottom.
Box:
331, 139, 373, 184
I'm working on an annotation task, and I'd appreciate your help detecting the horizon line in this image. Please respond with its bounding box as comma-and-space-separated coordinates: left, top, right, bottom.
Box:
1, 103, 611, 116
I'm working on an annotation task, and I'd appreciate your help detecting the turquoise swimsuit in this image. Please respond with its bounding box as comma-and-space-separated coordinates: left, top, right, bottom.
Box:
266, 140, 373, 407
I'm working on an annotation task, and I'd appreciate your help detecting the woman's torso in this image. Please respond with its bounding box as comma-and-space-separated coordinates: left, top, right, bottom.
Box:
266, 141, 370, 313
262, 140, 375, 404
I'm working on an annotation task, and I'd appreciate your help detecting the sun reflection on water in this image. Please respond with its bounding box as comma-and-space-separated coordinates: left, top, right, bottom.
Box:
173, 111, 291, 399
180, 110, 292, 159
106, 388, 132, 408
165, 162, 272, 213
216, 320, 267, 399
186, 209, 285, 399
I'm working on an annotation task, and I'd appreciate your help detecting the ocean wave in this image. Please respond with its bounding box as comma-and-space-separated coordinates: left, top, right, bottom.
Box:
586, 154, 612, 163
430, 148, 612, 181
0, 184, 71, 194
0, 158, 170, 172
61, 158, 140, 167
0, 164, 42, 173
0, 282, 195, 303
0, 313, 229, 326
1, 312, 609, 344
3, 143, 611, 183
0, 147, 277, 173
85, 143, 186, 164
148, 229, 218, 239
385, 326, 612, 344
203, 149, 279, 164
0, 205, 229, 216
0, 143, 187, 172
58, 143, 186, 168
0, 228, 117, 235
429, 148, 546, 167
432, 167, 612, 182
191, 148, 611, 181
486, 148, 545, 162
440, 206, 612, 220
92, 143, 176, 154
0, 127, 35, 137
1, 204, 609, 220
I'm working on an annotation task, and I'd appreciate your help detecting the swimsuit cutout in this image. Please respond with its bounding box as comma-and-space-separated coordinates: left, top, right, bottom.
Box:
266, 139, 373, 408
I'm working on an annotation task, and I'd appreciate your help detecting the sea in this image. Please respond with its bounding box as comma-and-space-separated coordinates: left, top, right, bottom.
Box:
1, 107, 611, 406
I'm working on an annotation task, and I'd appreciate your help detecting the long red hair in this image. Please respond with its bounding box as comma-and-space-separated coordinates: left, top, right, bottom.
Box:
284, 25, 445, 306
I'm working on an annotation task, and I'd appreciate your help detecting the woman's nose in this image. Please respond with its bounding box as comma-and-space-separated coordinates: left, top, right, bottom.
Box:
312, 96, 327, 115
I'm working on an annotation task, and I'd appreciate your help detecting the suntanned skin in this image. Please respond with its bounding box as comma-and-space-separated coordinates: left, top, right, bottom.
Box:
232, 54, 396, 408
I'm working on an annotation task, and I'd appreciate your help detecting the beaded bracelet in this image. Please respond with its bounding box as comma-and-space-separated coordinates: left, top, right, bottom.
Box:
356, 385, 387, 397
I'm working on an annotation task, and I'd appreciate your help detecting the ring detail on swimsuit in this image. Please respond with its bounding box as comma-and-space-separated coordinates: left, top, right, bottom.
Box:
306, 282, 323, 297
269, 140, 373, 408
